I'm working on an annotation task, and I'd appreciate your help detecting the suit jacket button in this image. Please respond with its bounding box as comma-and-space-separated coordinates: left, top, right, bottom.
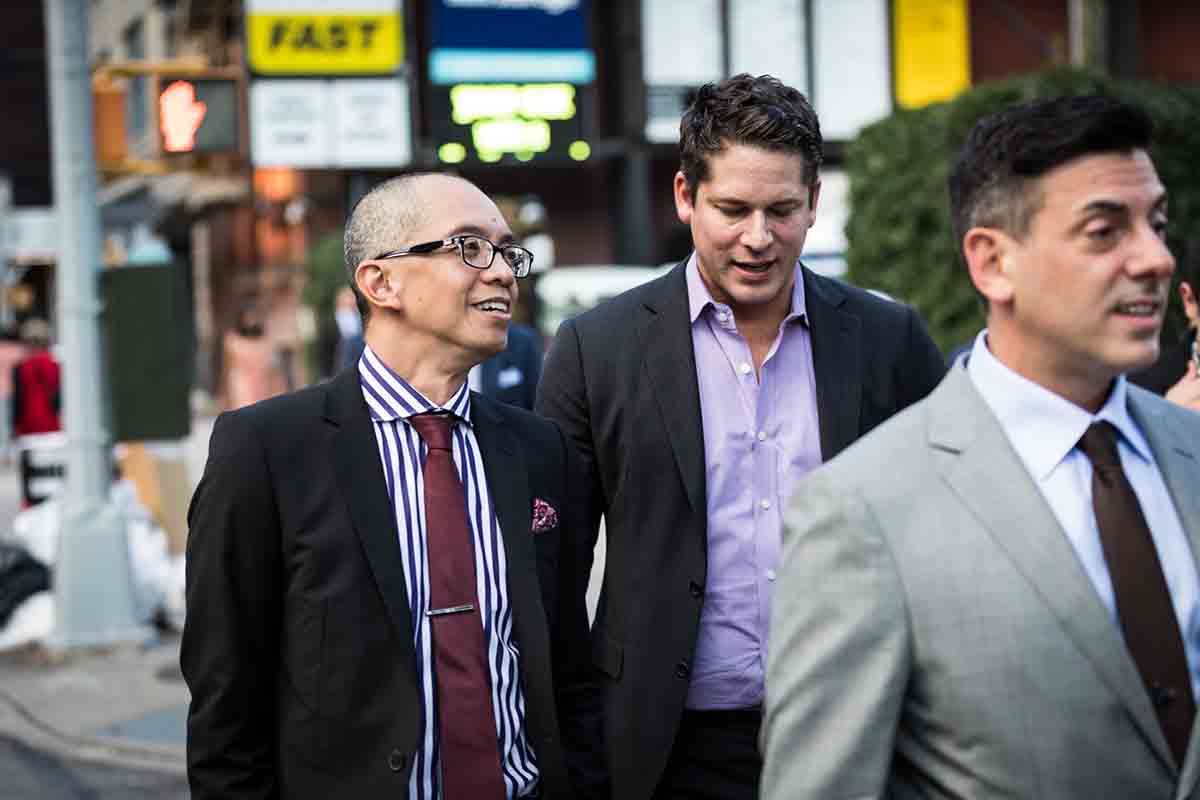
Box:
1151, 685, 1177, 708
689, 580, 703, 599
675, 660, 690, 679
388, 749, 408, 772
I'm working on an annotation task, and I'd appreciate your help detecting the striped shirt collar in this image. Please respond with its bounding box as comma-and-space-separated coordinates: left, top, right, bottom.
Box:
357, 344, 473, 425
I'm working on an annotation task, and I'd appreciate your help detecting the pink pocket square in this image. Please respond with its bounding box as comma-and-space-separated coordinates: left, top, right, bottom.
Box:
532, 498, 559, 533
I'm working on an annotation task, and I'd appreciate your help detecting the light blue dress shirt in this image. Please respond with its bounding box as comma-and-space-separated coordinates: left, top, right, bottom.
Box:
967, 331, 1200, 700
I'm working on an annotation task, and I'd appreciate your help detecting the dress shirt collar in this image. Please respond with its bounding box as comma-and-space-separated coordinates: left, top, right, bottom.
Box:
684, 251, 808, 327
966, 330, 1153, 481
357, 344, 473, 424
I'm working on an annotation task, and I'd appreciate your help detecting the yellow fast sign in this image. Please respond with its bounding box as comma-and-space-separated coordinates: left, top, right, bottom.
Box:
247, 13, 403, 75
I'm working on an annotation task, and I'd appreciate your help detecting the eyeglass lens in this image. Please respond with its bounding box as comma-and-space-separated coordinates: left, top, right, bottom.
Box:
458, 236, 531, 275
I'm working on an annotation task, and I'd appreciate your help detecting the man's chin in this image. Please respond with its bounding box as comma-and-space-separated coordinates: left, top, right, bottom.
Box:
1108, 340, 1161, 377
729, 280, 789, 307
472, 335, 508, 362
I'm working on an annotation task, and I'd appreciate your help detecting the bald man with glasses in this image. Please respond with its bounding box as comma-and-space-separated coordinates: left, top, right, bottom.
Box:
183, 172, 603, 800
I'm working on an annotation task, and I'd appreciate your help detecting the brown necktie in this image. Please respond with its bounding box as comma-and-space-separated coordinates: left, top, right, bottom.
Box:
409, 412, 506, 799
1078, 421, 1195, 764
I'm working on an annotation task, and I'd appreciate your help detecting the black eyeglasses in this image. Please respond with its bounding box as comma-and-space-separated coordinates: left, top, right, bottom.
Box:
374, 235, 534, 278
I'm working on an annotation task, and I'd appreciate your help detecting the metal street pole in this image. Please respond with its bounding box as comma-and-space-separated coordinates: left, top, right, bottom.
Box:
44, 0, 150, 649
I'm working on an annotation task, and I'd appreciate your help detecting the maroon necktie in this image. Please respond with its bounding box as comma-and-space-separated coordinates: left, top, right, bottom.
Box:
1078, 421, 1195, 764
409, 412, 506, 799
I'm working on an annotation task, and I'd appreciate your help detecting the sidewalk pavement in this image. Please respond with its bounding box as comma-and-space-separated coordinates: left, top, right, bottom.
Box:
0, 413, 218, 779
0, 633, 188, 777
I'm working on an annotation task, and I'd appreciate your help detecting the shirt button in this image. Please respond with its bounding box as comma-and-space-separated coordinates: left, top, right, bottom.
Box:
756, 430, 767, 442
689, 580, 703, 599
718, 311, 729, 322
760, 499, 771, 510
739, 362, 752, 375
675, 659, 691, 679
387, 748, 408, 772
766, 569, 777, 582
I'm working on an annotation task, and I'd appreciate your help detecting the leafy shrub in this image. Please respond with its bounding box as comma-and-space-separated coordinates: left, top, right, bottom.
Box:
845, 67, 1200, 353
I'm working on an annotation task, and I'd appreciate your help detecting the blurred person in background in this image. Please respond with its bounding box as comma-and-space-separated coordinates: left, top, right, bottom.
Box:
0, 324, 28, 464
221, 304, 285, 410
763, 95, 1200, 799
469, 321, 543, 410
1131, 263, 1199, 411
183, 173, 601, 800
12, 318, 61, 508
536, 73, 945, 800
333, 285, 366, 372
11, 317, 60, 439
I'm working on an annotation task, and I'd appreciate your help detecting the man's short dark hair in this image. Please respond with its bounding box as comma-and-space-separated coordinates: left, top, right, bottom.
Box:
678, 73, 822, 196
948, 95, 1154, 251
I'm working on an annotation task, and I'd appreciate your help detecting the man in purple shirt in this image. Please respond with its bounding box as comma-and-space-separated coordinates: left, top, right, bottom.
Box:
536, 74, 946, 800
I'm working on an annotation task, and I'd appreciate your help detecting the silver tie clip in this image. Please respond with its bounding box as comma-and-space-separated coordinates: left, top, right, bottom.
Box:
426, 603, 475, 617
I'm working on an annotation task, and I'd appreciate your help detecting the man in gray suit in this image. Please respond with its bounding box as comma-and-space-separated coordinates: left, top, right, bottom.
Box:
763, 95, 1200, 799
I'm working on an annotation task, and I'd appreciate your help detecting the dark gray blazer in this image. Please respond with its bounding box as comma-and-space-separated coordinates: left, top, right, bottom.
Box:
535, 260, 946, 799
182, 367, 601, 799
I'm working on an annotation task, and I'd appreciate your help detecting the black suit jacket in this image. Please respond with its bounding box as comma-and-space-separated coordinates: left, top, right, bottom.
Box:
535, 261, 946, 800
480, 322, 544, 410
182, 367, 599, 799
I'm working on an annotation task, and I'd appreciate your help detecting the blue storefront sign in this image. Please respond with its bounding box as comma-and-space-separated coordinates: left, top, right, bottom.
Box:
428, 0, 595, 85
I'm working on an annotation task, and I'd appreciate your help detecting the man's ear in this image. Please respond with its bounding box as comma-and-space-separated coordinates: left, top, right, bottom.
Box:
806, 179, 822, 227
355, 260, 402, 314
1180, 280, 1198, 327
963, 227, 1015, 306
673, 171, 695, 226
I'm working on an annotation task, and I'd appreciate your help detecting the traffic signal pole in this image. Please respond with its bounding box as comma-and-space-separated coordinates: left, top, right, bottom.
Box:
44, 0, 150, 649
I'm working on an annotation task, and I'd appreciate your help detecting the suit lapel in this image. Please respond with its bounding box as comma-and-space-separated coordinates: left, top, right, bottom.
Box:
1129, 391, 1200, 793
1129, 391, 1200, 565
804, 268, 862, 462
930, 368, 1176, 774
470, 396, 553, 703
327, 369, 419, 688
638, 263, 706, 513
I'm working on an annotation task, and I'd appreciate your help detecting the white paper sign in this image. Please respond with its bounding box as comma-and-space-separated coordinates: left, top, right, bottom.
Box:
250, 80, 332, 167
331, 80, 412, 167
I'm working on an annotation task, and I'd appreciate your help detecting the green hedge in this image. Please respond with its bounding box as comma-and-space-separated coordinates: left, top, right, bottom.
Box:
845, 67, 1200, 353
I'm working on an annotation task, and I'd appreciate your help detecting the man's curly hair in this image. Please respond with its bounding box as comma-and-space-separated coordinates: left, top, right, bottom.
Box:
678, 73, 823, 196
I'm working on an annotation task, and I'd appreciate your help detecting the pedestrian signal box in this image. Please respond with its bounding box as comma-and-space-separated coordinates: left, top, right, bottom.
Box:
156, 77, 239, 155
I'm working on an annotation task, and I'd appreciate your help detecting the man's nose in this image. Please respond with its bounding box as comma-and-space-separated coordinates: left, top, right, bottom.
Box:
1128, 225, 1175, 280
481, 259, 518, 290
741, 212, 773, 250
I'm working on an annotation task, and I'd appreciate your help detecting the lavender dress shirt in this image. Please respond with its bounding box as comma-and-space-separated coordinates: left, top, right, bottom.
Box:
684, 256, 823, 710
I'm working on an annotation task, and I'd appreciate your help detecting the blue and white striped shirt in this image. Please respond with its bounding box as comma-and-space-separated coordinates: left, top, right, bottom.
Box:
358, 346, 537, 799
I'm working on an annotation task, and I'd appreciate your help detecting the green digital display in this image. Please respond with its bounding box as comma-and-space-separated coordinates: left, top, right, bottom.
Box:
430, 82, 591, 164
